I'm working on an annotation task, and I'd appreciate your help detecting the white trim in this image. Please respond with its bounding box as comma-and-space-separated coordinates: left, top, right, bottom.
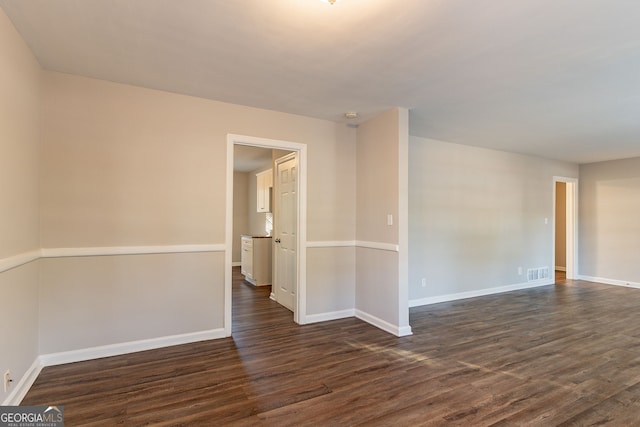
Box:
306, 240, 356, 248
409, 280, 554, 308
2, 358, 42, 406
355, 241, 399, 252
228, 134, 307, 152
397, 108, 411, 338
305, 309, 355, 324
307, 241, 400, 251
3, 330, 225, 404
232, 261, 241, 267
578, 275, 640, 289
298, 146, 308, 325
355, 309, 413, 337
0, 250, 41, 274
553, 176, 579, 280
555, 266, 567, 272
226, 134, 308, 330
1, 246, 226, 271
305, 240, 399, 252
39, 329, 225, 367
41, 244, 225, 258
225, 137, 235, 337
397, 325, 413, 336
19, 242, 400, 260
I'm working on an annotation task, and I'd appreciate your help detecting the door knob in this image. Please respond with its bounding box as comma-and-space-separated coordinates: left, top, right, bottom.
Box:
275, 238, 281, 243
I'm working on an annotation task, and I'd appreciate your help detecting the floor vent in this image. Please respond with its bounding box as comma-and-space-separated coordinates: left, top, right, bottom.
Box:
528, 267, 550, 282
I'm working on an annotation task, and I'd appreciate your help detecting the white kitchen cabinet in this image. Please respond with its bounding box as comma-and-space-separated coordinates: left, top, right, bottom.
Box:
241, 235, 272, 286
256, 169, 272, 213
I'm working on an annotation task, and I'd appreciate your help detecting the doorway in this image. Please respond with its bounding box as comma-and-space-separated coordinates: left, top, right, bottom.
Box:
225, 134, 307, 336
554, 177, 578, 282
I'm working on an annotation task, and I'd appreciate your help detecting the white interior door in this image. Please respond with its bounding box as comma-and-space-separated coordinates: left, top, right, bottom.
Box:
274, 153, 297, 312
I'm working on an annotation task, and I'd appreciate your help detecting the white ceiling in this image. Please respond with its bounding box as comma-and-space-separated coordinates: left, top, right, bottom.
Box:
3, 0, 640, 164
234, 145, 273, 173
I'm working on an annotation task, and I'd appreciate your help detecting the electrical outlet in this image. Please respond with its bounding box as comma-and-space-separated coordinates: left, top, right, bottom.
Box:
3, 370, 10, 393
421, 278, 427, 288
518, 267, 523, 275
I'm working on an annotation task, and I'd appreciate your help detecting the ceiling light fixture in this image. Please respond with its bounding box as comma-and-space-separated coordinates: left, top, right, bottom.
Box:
344, 112, 358, 119
323, 0, 337, 4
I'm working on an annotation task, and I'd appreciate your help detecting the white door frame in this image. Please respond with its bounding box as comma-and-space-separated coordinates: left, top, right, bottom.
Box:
225, 134, 307, 336
553, 176, 578, 280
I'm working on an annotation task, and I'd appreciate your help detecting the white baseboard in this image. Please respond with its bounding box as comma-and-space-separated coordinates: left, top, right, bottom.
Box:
355, 309, 413, 337
232, 261, 241, 267
578, 275, 640, 289
397, 325, 413, 337
2, 358, 43, 406
39, 329, 226, 367
409, 280, 554, 308
305, 309, 355, 324
555, 266, 567, 272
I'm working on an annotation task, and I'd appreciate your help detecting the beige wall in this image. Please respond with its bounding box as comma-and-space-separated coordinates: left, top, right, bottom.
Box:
408, 137, 579, 301
0, 264, 39, 404
355, 108, 404, 330
0, 10, 40, 258
580, 157, 640, 283
307, 247, 356, 315
40, 72, 357, 246
39, 253, 223, 353
356, 109, 399, 245
232, 172, 249, 263
555, 182, 566, 269
38, 71, 357, 351
0, 8, 41, 404
40, 72, 224, 248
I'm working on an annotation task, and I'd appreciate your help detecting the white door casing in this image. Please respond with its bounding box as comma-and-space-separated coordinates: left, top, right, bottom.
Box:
274, 153, 297, 311
225, 134, 307, 336
553, 176, 578, 280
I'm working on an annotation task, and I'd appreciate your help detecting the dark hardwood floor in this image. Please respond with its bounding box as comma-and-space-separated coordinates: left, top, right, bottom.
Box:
22, 268, 640, 425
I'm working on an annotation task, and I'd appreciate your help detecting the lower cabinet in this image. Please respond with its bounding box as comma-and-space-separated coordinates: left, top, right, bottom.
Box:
241, 235, 272, 286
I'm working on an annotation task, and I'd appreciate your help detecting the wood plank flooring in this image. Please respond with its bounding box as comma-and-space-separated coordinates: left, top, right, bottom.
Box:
22, 268, 640, 425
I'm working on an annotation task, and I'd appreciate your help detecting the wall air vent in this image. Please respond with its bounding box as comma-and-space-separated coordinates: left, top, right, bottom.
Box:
538, 267, 550, 280
527, 267, 550, 282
